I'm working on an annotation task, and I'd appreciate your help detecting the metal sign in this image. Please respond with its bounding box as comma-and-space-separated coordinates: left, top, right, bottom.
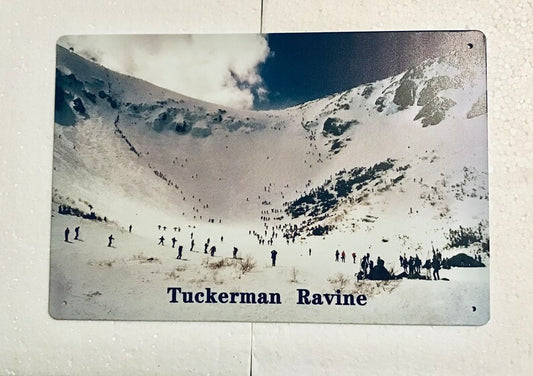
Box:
50, 31, 488, 324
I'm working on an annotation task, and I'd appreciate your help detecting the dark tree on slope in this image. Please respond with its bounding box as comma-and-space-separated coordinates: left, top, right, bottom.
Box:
446, 221, 489, 255
285, 159, 396, 220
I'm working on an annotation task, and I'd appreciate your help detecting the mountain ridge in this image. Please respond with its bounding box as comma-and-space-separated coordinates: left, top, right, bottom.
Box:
52, 42, 488, 245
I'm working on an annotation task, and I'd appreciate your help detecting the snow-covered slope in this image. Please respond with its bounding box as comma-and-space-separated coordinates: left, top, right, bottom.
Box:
50, 45, 489, 324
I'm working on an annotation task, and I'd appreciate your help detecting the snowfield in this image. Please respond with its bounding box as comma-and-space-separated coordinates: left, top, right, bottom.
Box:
50, 45, 489, 324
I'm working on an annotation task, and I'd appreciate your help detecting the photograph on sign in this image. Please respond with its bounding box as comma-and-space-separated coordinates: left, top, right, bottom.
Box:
50, 31, 488, 324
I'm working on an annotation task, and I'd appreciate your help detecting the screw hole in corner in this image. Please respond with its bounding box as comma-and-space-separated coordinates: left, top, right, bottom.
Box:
467, 43, 474, 49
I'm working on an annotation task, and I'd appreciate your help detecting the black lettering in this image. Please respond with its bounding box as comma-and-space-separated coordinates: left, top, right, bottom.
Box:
296, 289, 310, 304
357, 294, 367, 306
324, 293, 335, 305
257, 292, 268, 304
230, 292, 239, 303
167, 287, 181, 303
335, 290, 342, 305
343, 294, 355, 305
240, 292, 256, 304
205, 288, 217, 303
183, 291, 193, 303
219, 292, 228, 303
312, 294, 323, 305
269, 292, 281, 304
194, 292, 204, 303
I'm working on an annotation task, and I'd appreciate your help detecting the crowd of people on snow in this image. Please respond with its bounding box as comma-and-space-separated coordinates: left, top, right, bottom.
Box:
63, 223, 133, 248
62, 223, 244, 262
335, 247, 458, 281
397, 249, 451, 280
250, 192, 482, 282
62, 220, 485, 283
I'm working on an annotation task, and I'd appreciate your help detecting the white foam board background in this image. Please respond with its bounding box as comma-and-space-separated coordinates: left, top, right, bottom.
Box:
1, 0, 532, 374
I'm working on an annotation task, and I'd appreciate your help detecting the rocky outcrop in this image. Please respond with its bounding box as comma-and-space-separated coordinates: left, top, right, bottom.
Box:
414, 96, 456, 127
322, 117, 359, 136
467, 93, 487, 119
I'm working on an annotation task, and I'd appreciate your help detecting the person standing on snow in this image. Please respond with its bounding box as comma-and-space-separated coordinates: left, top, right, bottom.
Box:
414, 255, 422, 274
361, 255, 368, 276
74, 226, 80, 240
64, 227, 70, 242
432, 257, 441, 280
171, 237, 177, 248
108, 234, 114, 247
402, 256, 408, 274
158, 236, 165, 246
423, 259, 432, 279
271, 250, 278, 266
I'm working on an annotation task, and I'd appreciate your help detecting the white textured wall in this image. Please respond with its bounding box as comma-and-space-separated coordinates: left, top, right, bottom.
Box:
1, 0, 531, 374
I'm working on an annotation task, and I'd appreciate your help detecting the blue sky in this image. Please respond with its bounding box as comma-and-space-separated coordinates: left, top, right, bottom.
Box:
255, 31, 477, 109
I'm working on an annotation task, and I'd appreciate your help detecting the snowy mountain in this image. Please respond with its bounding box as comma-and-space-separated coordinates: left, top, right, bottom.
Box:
50, 44, 489, 324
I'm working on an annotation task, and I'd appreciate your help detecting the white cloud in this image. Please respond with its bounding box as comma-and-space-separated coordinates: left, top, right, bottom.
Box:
58, 34, 270, 110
